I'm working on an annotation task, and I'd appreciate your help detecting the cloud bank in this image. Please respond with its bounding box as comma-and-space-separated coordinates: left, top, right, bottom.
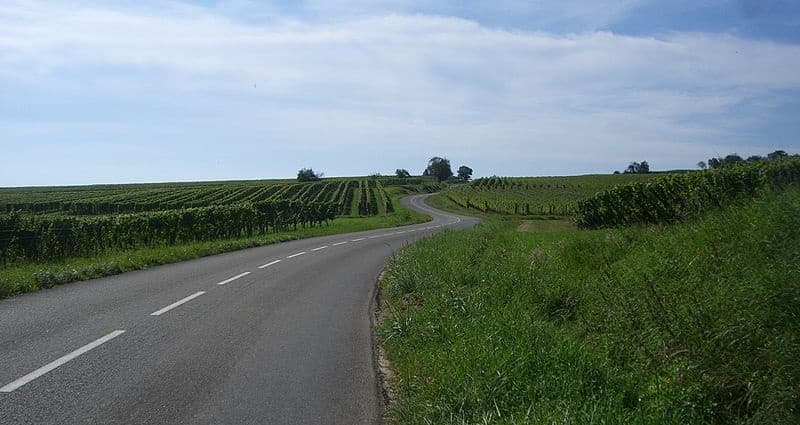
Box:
1, 1, 799, 184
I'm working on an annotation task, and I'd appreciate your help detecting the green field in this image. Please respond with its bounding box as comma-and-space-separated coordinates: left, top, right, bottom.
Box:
381, 158, 800, 424
439, 174, 661, 217
0, 177, 439, 216
0, 177, 439, 297
379, 189, 800, 424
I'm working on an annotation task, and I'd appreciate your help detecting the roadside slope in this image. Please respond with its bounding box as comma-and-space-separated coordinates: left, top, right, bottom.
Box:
378, 190, 800, 424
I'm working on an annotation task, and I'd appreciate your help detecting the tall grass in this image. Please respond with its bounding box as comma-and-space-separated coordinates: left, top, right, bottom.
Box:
379, 190, 800, 424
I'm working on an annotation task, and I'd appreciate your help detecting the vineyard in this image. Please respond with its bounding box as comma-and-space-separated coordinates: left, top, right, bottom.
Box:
575, 156, 800, 228
441, 174, 660, 216
0, 177, 439, 264
0, 177, 436, 217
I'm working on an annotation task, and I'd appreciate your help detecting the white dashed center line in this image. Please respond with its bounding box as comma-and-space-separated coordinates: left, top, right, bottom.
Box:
351, 238, 365, 242
216, 271, 250, 286
0, 330, 126, 393
333, 241, 348, 246
311, 246, 328, 251
150, 291, 206, 316
258, 259, 282, 269
286, 252, 306, 259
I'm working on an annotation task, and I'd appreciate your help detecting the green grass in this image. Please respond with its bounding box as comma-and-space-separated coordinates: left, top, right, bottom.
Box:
0, 193, 429, 299
378, 190, 800, 424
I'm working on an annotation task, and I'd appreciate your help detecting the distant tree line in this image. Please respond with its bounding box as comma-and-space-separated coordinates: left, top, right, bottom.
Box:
298, 156, 474, 184
611, 150, 794, 175
699, 150, 792, 170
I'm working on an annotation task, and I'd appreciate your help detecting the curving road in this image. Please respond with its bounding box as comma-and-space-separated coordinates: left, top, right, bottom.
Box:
0, 194, 477, 424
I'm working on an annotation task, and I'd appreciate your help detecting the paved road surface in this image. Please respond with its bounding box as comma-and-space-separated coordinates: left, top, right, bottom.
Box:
0, 194, 477, 424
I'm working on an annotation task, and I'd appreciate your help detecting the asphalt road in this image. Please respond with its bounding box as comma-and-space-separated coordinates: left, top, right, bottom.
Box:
0, 194, 478, 424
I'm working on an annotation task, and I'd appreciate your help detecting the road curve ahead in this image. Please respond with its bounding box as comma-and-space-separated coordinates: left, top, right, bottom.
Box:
0, 194, 478, 424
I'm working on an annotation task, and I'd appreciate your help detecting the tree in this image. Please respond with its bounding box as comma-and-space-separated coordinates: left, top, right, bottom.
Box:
623, 161, 650, 174
425, 157, 453, 182
297, 168, 322, 182
768, 150, 788, 160
395, 169, 411, 178
697, 161, 707, 170
457, 165, 473, 181
724, 154, 743, 165
708, 157, 722, 169
747, 155, 763, 162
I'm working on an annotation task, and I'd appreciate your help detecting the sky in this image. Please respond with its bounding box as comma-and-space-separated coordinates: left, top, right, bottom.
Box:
1, 0, 799, 186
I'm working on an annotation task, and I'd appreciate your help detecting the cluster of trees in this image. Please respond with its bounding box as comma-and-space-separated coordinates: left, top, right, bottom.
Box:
699, 150, 791, 170
422, 157, 473, 182
297, 168, 323, 182
300, 156, 474, 184
610, 150, 793, 175
391, 157, 477, 182
614, 161, 650, 174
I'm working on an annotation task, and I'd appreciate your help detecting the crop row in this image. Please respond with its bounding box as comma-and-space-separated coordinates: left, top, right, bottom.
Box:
0, 201, 337, 264
354, 180, 394, 216
443, 174, 657, 216
575, 157, 800, 228
1, 180, 401, 217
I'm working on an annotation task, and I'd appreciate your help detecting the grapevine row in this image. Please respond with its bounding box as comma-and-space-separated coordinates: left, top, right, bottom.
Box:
0, 201, 337, 264
574, 157, 800, 228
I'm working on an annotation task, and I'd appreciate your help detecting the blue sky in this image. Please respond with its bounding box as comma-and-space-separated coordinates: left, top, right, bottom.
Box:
1, 0, 799, 186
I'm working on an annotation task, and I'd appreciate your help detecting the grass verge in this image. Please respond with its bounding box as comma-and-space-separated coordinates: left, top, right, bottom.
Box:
378, 190, 800, 424
0, 194, 429, 299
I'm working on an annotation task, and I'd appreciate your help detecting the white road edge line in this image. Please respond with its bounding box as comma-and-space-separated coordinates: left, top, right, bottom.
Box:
286, 252, 306, 259
351, 238, 365, 242
311, 246, 328, 251
0, 330, 126, 393
333, 241, 348, 246
150, 291, 206, 316
258, 259, 282, 269
216, 271, 251, 286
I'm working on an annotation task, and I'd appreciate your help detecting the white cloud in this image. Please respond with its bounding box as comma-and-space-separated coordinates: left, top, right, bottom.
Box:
1, 0, 798, 181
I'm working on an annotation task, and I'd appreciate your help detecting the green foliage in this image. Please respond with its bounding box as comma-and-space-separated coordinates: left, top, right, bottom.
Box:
706, 150, 793, 170
624, 160, 650, 174
457, 165, 473, 181
575, 157, 800, 228
441, 174, 659, 217
0, 201, 337, 264
0, 204, 431, 298
0, 178, 431, 217
297, 167, 322, 182
426, 156, 454, 182
379, 190, 800, 424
